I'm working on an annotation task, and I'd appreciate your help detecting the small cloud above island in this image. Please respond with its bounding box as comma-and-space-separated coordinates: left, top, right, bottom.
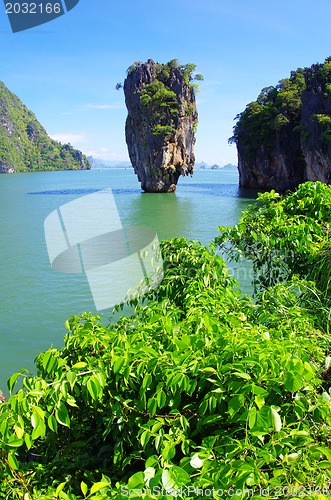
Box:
50, 132, 88, 144
83, 104, 125, 110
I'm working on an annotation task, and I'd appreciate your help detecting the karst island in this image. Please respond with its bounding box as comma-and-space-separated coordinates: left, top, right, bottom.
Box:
122, 59, 203, 193
231, 57, 331, 191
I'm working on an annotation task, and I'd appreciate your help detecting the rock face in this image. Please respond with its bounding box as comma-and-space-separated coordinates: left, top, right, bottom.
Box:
0, 81, 91, 173
124, 60, 198, 192
301, 66, 331, 183
233, 58, 331, 190
237, 127, 305, 191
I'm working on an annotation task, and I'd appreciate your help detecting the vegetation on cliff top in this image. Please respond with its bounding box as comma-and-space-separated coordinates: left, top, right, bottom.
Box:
229, 57, 331, 161
124, 59, 202, 138
0, 81, 91, 173
2, 182, 331, 498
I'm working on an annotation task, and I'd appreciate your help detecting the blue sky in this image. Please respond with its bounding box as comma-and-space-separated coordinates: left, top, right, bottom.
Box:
0, 0, 330, 166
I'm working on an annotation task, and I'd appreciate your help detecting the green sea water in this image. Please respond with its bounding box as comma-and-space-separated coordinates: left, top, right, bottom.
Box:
0, 168, 257, 395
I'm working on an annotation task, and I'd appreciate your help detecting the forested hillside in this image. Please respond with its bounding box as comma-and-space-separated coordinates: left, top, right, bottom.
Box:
0, 81, 91, 173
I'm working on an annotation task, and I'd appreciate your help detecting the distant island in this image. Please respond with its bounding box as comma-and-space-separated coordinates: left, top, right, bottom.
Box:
230, 57, 331, 190
87, 157, 132, 169
0, 81, 91, 173
89, 156, 238, 171
195, 161, 237, 170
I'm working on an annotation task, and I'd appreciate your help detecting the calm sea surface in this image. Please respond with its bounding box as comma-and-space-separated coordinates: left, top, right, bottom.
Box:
0, 168, 257, 394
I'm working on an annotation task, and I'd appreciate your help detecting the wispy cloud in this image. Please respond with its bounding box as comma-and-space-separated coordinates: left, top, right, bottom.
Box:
86, 148, 129, 161
202, 81, 222, 87
84, 104, 124, 110
50, 132, 87, 144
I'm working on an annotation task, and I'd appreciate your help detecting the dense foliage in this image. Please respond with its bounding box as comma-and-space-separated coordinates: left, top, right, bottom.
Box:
229, 57, 331, 161
1, 228, 331, 499
0, 81, 91, 173
215, 181, 331, 297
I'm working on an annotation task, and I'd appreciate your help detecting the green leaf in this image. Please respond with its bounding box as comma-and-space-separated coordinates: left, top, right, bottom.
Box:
142, 373, 152, 390
66, 371, 77, 389
233, 371, 251, 380
140, 430, 150, 447
55, 482, 66, 496
127, 472, 145, 490
42, 351, 57, 374
162, 443, 176, 460
87, 378, 99, 400
113, 356, 125, 374
190, 453, 205, 469
7, 452, 19, 469
270, 407, 282, 432
144, 467, 155, 483
80, 481, 88, 497
24, 434, 32, 450
317, 460, 331, 469
7, 438, 24, 448
162, 466, 190, 491
228, 394, 245, 417
48, 414, 58, 433
156, 389, 166, 409
72, 362, 87, 370
7, 369, 28, 393
31, 412, 40, 429
55, 403, 70, 427
148, 397, 157, 417
199, 399, 208, 416
90, 481, 109, 495
284, 372, 303, 392
249, 406, 257, 429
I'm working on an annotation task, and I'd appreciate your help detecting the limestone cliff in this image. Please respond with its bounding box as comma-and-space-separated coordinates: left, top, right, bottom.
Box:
301, 65, 331, 183
233, 58, 331, 190
124, 59, 199, 192
0, 81, 91, 173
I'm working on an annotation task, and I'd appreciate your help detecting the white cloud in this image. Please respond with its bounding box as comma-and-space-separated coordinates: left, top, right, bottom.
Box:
50, 132, 87, 144
202, 81, 222, 87
84, 104, 124, 110
86, 149, 129, 161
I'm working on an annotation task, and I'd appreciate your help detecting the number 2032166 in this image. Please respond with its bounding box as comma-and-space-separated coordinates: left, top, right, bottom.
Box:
5, 3, 62, 14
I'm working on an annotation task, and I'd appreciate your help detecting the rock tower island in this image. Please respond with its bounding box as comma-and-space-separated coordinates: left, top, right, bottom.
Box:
123, 59, 201, 192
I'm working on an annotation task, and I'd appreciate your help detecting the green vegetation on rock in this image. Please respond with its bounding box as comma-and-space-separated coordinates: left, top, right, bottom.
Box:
0, 81, 91, 173
231, 57, 331, 190
2, 187, 331, 497
131, 59, 203, 138
229, 68, 306, 161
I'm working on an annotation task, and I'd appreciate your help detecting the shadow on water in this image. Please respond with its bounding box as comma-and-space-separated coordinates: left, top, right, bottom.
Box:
28, 187, 142, 196
177, 182, 259, 200
237, 186, 260, 199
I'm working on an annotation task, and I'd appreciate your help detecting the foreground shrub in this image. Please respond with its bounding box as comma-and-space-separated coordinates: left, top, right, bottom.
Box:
215, 181, 331, 294
0, 239, 331, 499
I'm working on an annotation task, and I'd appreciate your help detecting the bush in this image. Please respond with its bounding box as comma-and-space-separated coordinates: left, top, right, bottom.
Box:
215, 182, 331, 295
1, 238, 331, 499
